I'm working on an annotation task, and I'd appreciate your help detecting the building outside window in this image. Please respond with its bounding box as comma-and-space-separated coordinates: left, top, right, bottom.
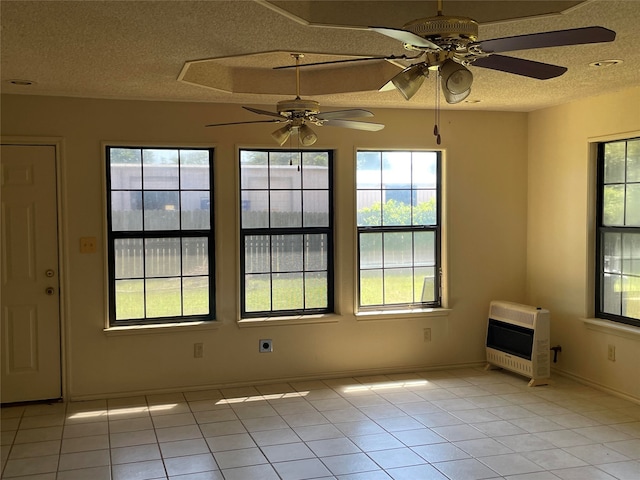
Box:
106, 147, 214, 326
596, 137, 640, 327
356, 150, 441, 309
239, 149, 333, 318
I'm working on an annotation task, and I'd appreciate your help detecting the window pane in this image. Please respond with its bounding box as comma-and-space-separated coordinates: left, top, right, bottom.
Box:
603, 185, 624, 225
145, 238, 181, 278
415, 267, 436, 302
413, 190, 437, 225
305, 234, 327, 271
383, 196, 411, 226
143, 149, 179, 189
180, 150, 209, 189
357, 152, 381, 188
240, 151, 268, 189
302, 152, 328, 189
603, 232, 621, 274
626, 184, 640, 226
144, 191, 180, 230
115, 238, 143, 279
110, 148, 142, 189
305, 272, 327, 309
272, 235, 303, 273
303, 191, 328, 227
181, 191, 210, 229
603, 273, 621, 315
622, 276, 640, 319
384, 268, 413, 304
115, 279, 144, 320
627, 139, 640, 182
384, 232, 413, 268
412, 152, 437, 189
357, 191, 381, 226
245, 274, 271, 312
604, 141, 626, 184
382, 151, 411, 188
245, 235, 270, 274
270, 191, 301, 227
183, 277, 208, 316
414, 232, 435, 266
182, 238, 208, 276
360, 233, 382, 269
272, 273, 303, 310
242, 191, 269, 228
360, 269, 383, 306
111, 191, 142, 231
622, 233, 640, 275
270, 152, 301, 189
146, 278, 181, 317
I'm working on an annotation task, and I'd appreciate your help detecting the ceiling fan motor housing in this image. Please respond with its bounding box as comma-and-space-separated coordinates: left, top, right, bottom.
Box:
276, 98, 320, 117
403, 15, 479, 50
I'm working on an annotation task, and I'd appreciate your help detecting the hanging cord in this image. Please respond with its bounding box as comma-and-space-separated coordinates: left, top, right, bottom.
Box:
434, 70, 441, 145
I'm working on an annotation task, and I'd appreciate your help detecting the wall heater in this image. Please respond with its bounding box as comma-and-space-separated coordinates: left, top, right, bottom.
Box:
485, 300, 550, 387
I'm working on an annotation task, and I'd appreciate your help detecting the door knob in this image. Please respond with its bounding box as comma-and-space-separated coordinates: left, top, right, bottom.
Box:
45, 287, 55, 295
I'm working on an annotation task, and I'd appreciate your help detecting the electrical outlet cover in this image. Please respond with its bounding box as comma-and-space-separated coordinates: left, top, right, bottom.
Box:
259, 339, 273, 352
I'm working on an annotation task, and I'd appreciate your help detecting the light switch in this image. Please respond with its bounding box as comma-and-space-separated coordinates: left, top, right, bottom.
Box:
80, 236, 97, 254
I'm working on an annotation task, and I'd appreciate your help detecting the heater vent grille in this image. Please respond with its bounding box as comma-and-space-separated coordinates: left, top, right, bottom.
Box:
489, 302, 536, 327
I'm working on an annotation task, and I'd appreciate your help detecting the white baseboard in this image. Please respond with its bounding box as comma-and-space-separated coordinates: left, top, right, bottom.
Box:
68, 361, 486, 402
552, 367, 640, 405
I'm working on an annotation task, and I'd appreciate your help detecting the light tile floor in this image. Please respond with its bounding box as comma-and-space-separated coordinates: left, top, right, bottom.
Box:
2, 368, 640, 479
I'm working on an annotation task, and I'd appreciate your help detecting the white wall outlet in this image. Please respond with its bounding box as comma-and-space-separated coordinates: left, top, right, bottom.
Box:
259, 339, 273, 352
194, 343, 203, 358
607, 344, 616, 362
423, 328, 432, 342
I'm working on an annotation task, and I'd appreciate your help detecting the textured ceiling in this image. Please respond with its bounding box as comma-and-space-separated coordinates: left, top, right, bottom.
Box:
1, 0, 638, 112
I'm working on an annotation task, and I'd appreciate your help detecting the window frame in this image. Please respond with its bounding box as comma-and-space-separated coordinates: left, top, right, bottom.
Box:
105, 145, 216, 327
239, 148, 334, 319
356, 149, 442, 311
595, 137, 640, 328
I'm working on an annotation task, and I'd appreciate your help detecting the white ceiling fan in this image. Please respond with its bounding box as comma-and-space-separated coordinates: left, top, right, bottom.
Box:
205, 53, 384, 146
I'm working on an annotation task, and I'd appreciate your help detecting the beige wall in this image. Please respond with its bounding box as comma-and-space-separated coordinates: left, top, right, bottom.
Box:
527, 86, 640, 400
3, 94, 528, 399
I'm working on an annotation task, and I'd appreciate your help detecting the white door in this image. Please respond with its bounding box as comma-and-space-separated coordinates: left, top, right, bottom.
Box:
1, 144, 62, 403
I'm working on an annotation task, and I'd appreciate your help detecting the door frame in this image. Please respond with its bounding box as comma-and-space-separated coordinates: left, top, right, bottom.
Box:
1, 136, 68, 401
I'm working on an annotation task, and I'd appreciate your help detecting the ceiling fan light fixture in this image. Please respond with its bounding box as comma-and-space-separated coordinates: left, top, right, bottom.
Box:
391, 64, 428, 100
298, 124, 318, 146
272, 124, 293, 146
440, 59, 473, 94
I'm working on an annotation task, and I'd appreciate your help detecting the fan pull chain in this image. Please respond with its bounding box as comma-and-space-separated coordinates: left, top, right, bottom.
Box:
434, 70, 441, 145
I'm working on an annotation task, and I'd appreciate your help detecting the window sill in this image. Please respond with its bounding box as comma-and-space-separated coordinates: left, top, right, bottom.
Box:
237, 314, 340, 327
356, 307, 451, 321
581, 317, 640, 340
104, 320, 219, 337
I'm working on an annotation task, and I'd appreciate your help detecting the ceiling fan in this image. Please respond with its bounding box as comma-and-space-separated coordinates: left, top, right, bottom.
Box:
286, 0, 616, 105
205, 53, 384, 146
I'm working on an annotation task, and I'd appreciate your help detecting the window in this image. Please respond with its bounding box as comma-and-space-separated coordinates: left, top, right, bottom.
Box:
239, 149, 333, 318
357, 150, 441, 309
596, 138, 640, 327
106, 147, 215, 326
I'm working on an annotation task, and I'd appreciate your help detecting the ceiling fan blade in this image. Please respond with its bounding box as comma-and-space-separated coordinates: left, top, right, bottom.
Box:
475, 26, 616, 54
471, 54, 567, 80
369, 26, 441, 50
316, 109, 374, 120
272, 54, 417, 70
323, 119, 385, 131
243, 106, 283, 118
205, 119, 283, 127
